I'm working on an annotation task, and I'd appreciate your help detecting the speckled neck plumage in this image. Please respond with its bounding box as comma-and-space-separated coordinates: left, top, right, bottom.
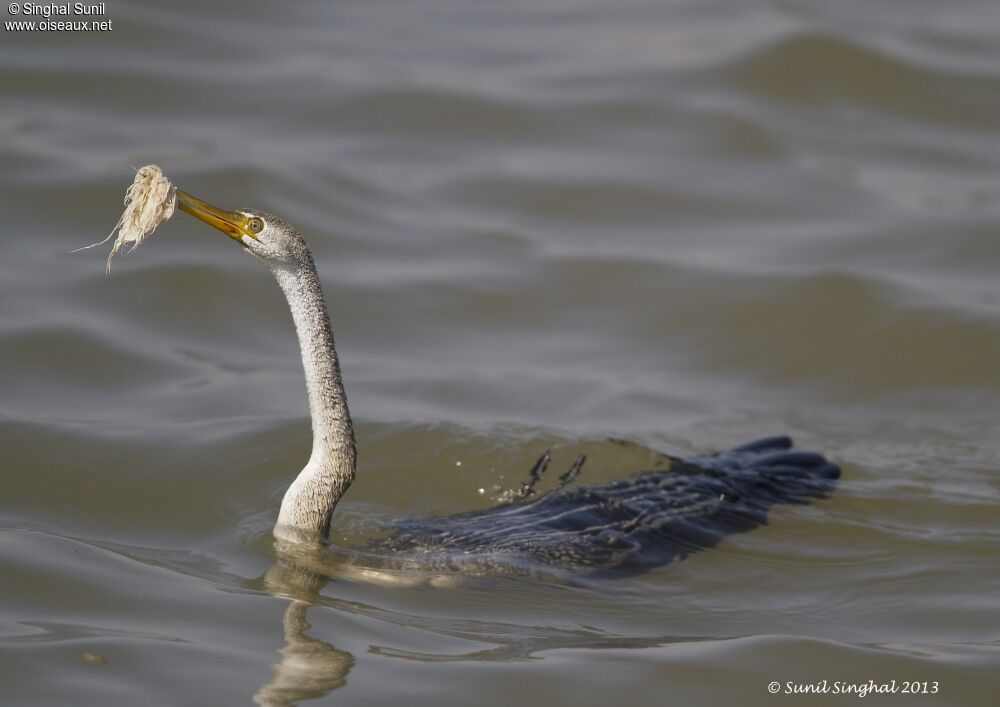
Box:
271, 252, 356, 540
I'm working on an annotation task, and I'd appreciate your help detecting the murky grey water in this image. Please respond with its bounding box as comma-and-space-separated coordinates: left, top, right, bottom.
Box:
2, 0, 999, 704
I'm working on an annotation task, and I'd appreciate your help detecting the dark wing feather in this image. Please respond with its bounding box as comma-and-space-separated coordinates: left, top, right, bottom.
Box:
368, 436, 839, 576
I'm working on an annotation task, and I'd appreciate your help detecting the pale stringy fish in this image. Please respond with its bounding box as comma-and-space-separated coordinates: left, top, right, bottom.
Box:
77, 165, 177, 273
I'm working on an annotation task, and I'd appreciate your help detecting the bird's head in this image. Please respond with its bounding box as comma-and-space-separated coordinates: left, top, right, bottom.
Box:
176, 189, 311, 269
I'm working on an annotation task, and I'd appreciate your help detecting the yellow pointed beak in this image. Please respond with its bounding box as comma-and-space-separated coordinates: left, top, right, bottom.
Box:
176, 190, 258, 241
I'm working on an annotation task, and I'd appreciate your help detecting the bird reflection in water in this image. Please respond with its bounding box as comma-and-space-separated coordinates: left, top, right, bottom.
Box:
253, 542, 353, 706
248, 537, 709, 703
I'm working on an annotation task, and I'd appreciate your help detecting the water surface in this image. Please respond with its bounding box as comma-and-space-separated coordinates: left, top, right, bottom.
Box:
2, 0, 998, 704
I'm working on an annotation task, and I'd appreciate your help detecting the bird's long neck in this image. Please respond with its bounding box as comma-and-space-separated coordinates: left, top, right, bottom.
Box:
272, 255, 356, 540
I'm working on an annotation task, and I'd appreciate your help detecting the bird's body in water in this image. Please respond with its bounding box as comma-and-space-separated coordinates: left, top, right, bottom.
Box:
177, 190, 839, 578
366, 436, 838, 578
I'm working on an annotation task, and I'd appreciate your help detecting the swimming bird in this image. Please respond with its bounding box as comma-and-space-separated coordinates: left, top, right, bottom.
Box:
177, 190, 839, 577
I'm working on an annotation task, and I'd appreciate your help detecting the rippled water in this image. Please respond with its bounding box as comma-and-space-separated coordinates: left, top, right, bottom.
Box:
2, 0, 999, 704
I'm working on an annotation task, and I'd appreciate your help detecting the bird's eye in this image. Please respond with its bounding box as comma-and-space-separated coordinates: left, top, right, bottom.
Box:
248, 218, 264, 234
